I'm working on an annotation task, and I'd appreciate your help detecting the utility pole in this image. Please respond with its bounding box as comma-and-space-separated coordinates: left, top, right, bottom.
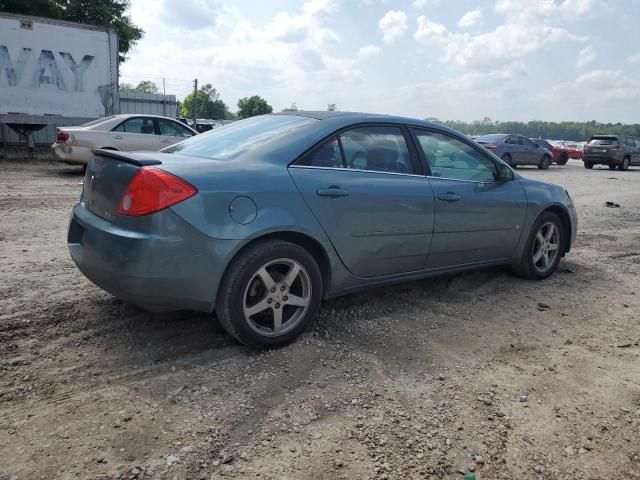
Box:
162, 77, 166, 117
192, 78, 198, 128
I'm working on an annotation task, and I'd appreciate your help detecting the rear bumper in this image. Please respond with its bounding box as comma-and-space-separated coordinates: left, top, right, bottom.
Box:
583, 155, 620, 165
52, 144, 92, 165
68, 203, 240, 312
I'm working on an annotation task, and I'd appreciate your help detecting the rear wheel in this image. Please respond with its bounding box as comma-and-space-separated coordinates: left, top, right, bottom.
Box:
501, 153, 513, 167
215, 240, 322, 349
557, 153, 569, 165
619, 156, 630, 171
584, 161, 593, 169
538, 154, 551, 170
512, 212, 564, 280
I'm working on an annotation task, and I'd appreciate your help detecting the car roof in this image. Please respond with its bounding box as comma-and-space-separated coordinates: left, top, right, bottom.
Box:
271, 111, 456, 131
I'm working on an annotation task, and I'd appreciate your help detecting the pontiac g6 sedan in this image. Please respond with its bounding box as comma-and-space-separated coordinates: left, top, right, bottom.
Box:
68, 112, 577, 348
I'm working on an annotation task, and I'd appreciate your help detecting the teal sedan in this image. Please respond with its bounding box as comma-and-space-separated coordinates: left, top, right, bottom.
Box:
68, 112, 577, 348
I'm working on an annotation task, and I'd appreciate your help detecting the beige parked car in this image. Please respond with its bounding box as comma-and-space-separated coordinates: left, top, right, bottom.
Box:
52, 114, 198, 168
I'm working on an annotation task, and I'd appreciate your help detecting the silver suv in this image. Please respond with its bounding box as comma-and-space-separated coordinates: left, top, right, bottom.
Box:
583, 135, 640, 171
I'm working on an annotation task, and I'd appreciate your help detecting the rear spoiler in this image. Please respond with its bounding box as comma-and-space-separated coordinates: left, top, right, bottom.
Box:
92, 149, 162, 166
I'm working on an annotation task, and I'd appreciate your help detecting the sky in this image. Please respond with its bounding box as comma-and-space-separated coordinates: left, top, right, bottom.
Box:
120, 0, 640, 123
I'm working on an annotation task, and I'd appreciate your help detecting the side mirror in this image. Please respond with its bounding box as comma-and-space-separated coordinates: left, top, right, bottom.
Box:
497, 163, 514, 182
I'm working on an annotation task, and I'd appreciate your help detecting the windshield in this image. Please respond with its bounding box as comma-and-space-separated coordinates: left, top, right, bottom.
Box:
81, 116, 117, 127
588, 136, 618, 145
163, 115, 315, 160
475, 134, 506, 143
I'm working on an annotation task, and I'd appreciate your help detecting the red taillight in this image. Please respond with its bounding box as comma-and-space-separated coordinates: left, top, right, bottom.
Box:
483, 144, 497, 151
117, 167, 197, 216
57, 130, 69, 142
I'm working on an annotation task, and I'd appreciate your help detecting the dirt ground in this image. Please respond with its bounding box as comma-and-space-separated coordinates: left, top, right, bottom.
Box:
0, 156, 639, 480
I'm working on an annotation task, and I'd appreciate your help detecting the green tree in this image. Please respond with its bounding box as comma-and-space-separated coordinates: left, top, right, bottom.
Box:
120, 80, 158, 93
327, 103, 337, 111
180, 84, 229, 120
282, 102, 298, 112
237, 95, 273, 119
0, 0, 144, 62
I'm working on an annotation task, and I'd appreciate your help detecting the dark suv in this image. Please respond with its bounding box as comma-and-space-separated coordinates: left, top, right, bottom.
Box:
583, 135, 640, 170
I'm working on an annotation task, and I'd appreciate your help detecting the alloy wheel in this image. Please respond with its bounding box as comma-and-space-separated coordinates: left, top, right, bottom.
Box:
532, 222, 560, 274
621, 157, 630, 171
242, 258, 312, 337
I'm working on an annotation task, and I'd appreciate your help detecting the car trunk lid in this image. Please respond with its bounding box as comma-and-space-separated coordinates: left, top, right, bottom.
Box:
83, 150, 162, 222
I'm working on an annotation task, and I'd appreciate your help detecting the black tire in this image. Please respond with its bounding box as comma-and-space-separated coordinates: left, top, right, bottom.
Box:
215, 240, 323, 349
557, 153, 569, 165
501, 153, 513, 167
81, 164, 87, 174
511, 211, 564, 280
608, 164, 617, 170
538, 154, 551, 170
584, 161, 593, 169
619, 156, 630, 171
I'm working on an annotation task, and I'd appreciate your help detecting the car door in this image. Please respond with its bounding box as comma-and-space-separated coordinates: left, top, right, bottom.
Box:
156, 118, 197, 148
288, 125, 435, 278
634, 138, 640, 165
504, 136, 525, 163
519, 136, 540, 164
108, 117, 161, 151
411, 128, 528, 269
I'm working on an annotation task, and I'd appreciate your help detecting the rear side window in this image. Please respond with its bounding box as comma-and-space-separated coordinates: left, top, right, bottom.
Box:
413, 129, 498, 182
157, 119, 194, 138
297, 137, 343, 168
588, 136, 618, 145
339, 126, 412, 174
296, 126, 414, 174
112, 117, 156, 135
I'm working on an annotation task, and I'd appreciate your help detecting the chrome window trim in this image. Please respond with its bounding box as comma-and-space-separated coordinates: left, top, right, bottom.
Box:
288, 165, 502, 184
288, 165, 425, 178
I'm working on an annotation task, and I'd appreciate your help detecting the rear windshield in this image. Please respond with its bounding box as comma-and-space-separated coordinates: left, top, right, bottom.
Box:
81, 116, 116, 127
163, 115, 315, 160
588, 136, 618, 145
475, 134, 505, 143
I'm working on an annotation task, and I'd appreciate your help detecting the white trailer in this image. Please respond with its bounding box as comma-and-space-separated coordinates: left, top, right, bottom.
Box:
0, 12, 119, 148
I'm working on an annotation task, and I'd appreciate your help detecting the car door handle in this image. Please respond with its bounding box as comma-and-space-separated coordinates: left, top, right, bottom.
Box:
160, 138, 172, 143
438, 192, 461, 202
316, 187, 349, 198
112, 134, 123, 139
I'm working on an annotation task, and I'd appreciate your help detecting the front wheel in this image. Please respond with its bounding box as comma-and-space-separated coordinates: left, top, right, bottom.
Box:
538, 155, 551, 170
619, 157, 630, 171
215, 240, 323, 349
512, 212, 564, 280
557, 153, 569, 165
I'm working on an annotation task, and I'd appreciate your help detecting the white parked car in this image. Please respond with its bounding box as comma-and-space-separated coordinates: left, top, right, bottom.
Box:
52, 114, 198, 168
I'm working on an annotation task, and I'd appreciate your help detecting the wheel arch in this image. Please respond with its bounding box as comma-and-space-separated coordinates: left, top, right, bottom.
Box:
217, 230, 332, 302
542, 205, 572, 254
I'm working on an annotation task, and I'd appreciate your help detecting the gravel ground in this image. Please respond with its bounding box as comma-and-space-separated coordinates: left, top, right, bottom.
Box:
0, 157, 639, 480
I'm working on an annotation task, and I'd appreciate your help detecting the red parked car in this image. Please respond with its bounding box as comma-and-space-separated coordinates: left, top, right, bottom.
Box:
530, 139, 582, 165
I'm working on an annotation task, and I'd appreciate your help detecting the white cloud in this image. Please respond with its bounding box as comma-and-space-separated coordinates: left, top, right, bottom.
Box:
378, 10, 408, 43
413, 0, 439, 8
575, 70, 640, 99
494, 0, 604, 20
159, 0, 223, 30
627, 53, 640, 65
358, 44, 383, 59
415, 15, 586, 69
458, 8, 482, 29
576, 45, 596, 68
